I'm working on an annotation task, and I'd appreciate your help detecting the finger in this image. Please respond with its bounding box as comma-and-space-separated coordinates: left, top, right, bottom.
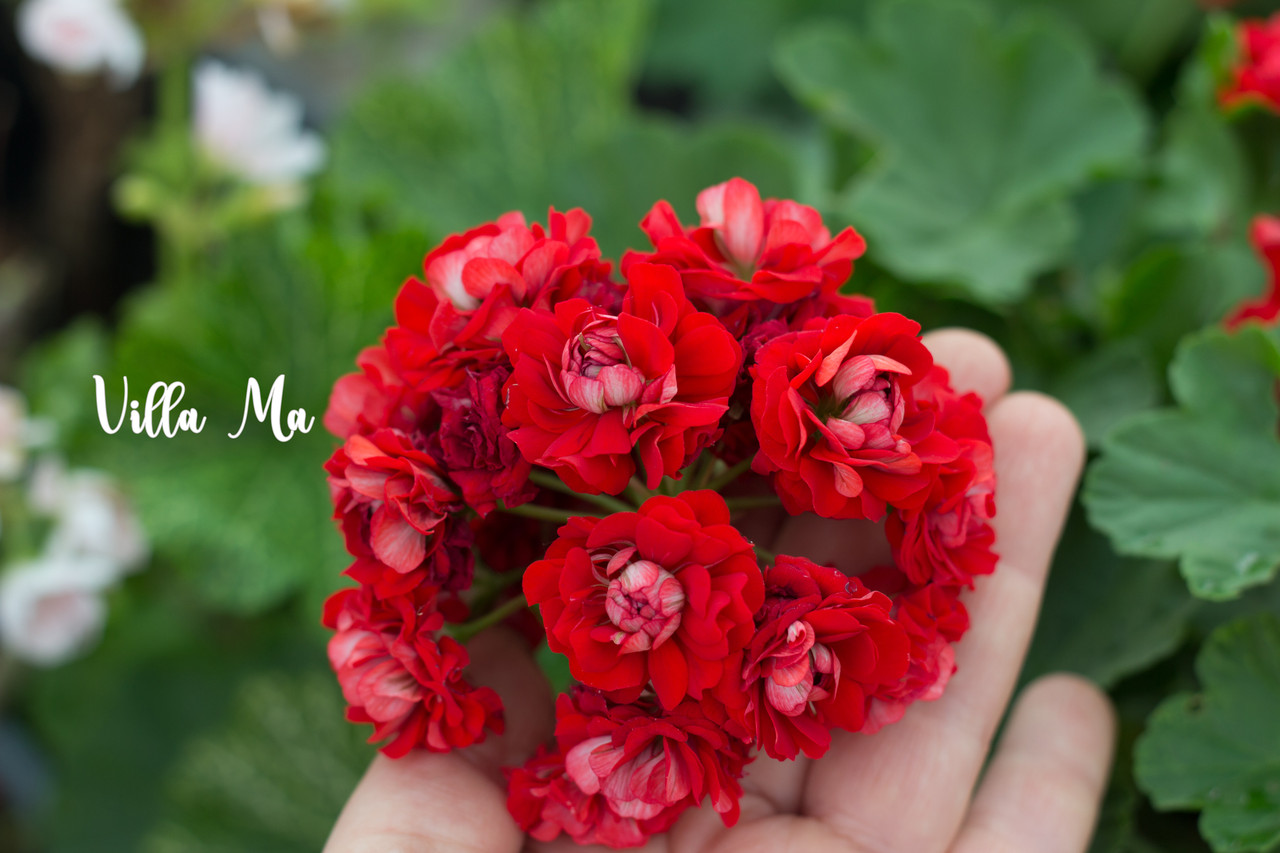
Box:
325, 627, 553, 853
758, 329, 1013, 822
803, 393, 1085, 853
920, 328, 1013, 405
461, 626, 557, 778
951, 674, 1116, 853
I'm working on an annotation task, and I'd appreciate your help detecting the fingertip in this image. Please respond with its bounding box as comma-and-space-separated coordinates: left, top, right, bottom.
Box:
921, 328, 1012, 405
325, 752, 524, 853
1016, 673, 1117, 763
993, 391, 1086, 466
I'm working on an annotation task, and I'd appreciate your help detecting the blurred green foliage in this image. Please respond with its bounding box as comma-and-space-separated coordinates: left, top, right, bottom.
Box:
12, 0, 1280, 850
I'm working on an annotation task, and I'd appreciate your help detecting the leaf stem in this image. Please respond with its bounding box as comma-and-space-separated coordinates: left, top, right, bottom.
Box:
528, 471, 631, 514
706, 458, 754, 493
497, 503, 588, 523
624, 477, 653, 507
449, 595, 529, 644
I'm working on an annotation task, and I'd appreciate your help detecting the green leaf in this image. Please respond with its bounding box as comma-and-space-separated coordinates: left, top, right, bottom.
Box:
536, 643, 574, 695
1105, 240, 1267, 369
774, 0, 1147, 304
333, 0, 799, 257
1144, 104, 1248, 239
1085, 326, 1280, 600
1024, 510, 1195, 689
27, 587, 311, 853
642, 0, 869, 111
142, 670, 369, 853
1050, 339, 1161, 447
982, 0, 1199, 82
1134, 615, 1280, 853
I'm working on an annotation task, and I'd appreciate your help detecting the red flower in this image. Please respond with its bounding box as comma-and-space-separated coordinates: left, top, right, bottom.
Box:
1223, 15, 1280, 114
428, 363, 535, 516
750, 312, 956, 520
864, 584, 968, 734
1227, 215, 1280, 329
523, 491, 764, 709
887, 365, 997, 588
324, 584, 503, 756
507, 688, 750, 848
623, 178, 866, 317
323, 343, 431, 439
502, 263, 741, 495
387, 208, 619, 389
325, 428, 474, 590
743, 556, 910, 760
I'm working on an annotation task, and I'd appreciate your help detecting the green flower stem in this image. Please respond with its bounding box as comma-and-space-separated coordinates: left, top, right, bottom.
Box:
448, 595, 529, 644
624, 478, 654, 507
706, 458, 753, 493
723, 495, 782, 511
528, 471, 631, 513
496, 502, 590, 523
754, 544, 778, 564
690, 452, 717, 490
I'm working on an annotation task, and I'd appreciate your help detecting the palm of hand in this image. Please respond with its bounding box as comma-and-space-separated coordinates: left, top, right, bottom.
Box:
325, 331, 1114, 853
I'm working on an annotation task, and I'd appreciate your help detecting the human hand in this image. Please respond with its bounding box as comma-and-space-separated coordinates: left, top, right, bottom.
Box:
324, 329, 1114, 853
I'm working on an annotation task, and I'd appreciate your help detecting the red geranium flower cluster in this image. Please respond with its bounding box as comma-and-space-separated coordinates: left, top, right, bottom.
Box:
320, 179, 998, 849
1223, 13, 1280, 113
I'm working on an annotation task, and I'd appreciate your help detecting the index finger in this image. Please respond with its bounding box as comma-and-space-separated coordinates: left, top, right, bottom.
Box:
802, 388, 1085, 849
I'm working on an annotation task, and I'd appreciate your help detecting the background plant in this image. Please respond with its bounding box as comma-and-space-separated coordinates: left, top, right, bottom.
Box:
0, 0, 1277, 850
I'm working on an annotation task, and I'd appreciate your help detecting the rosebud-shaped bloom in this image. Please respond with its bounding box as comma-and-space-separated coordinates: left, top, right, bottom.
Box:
193, 60, 326, 190
887, 365, 997, 588
503, 264, 741, 494
17, 0, 144, 88
1227, 215, 1280, 329
325, 428, 473, 589
387, 208, 620, 389
507, 688, 750, 847
743, 556, 910, 760
524, 491, 764, 709
0, 554, 117, 666
324, 583, 503, 756
864, 584, 968, 734
751, 313, 956, 520
429, 364, 535, 516
622, 178, 866, 333
1222, 14, 1280, 114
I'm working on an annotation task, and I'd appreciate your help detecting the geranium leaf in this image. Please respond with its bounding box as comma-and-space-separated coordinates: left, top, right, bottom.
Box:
1104, 241, 1265, 368
1023, 510, 1195, 690
774, 0, 1147, 304
142, 671, 369, 853
1134, 614, 1280, 853
1085, 326, 1280, 600
1049, 339, 1161, 448
331, 0, 800, 258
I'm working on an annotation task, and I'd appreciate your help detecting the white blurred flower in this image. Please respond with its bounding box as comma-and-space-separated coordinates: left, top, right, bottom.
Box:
254, 0, 354, 53
16, 0, 145, 88
0, 387, 27, 482
30, 461, 148, 575
193, 60, 327, 190
0, 555, 116, 666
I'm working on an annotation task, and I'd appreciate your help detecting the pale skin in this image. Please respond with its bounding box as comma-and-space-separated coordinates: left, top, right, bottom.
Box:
325, 329, 1115, 853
